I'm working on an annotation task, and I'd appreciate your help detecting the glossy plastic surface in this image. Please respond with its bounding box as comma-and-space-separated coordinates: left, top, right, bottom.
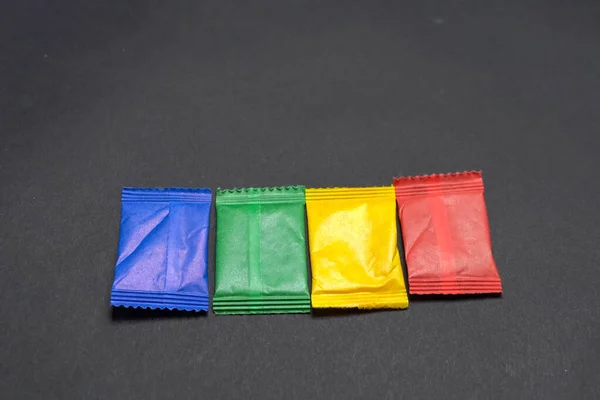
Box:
306, 186, 408, 309
213, 186, 310, 314
394, 172, 502, 294
111, 188, 212, 311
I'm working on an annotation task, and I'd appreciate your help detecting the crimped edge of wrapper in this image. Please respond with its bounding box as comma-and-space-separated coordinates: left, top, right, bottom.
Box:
216, 185, 305, 205
306, 186, 395, 201
121, 187, 212, 203
213, 295, 311, 315
409, 279, 502, 295
214, 309, 310, 315
311, 292, 409, 309
111, 289, 209, 312
393, 171, 484, 197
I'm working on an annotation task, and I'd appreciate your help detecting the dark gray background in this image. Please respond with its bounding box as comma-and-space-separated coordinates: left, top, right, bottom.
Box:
1, 1, 599, 399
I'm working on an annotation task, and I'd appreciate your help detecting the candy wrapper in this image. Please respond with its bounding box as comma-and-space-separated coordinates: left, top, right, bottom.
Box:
213, 186, 310, 314
306, 186, 408, 309
110, 188, 212, 311
393, 171, 502, 294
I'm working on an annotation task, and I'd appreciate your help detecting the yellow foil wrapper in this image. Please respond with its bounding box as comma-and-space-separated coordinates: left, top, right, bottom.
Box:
306, 186, 409, 309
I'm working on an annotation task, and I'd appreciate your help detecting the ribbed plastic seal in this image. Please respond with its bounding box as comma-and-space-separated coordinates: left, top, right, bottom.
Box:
305, 186, 394, 201
216, 186, 305, 205
121, 187, 212, 203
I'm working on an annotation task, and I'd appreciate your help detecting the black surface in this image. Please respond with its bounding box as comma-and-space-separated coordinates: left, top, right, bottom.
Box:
1, 1, 599, 399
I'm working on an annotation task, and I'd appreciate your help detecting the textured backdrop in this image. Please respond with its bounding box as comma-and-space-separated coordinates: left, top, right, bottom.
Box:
1, 1, 599, 399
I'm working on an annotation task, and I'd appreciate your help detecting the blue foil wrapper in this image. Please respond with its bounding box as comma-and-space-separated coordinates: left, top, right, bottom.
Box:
110, 188, 212, 311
